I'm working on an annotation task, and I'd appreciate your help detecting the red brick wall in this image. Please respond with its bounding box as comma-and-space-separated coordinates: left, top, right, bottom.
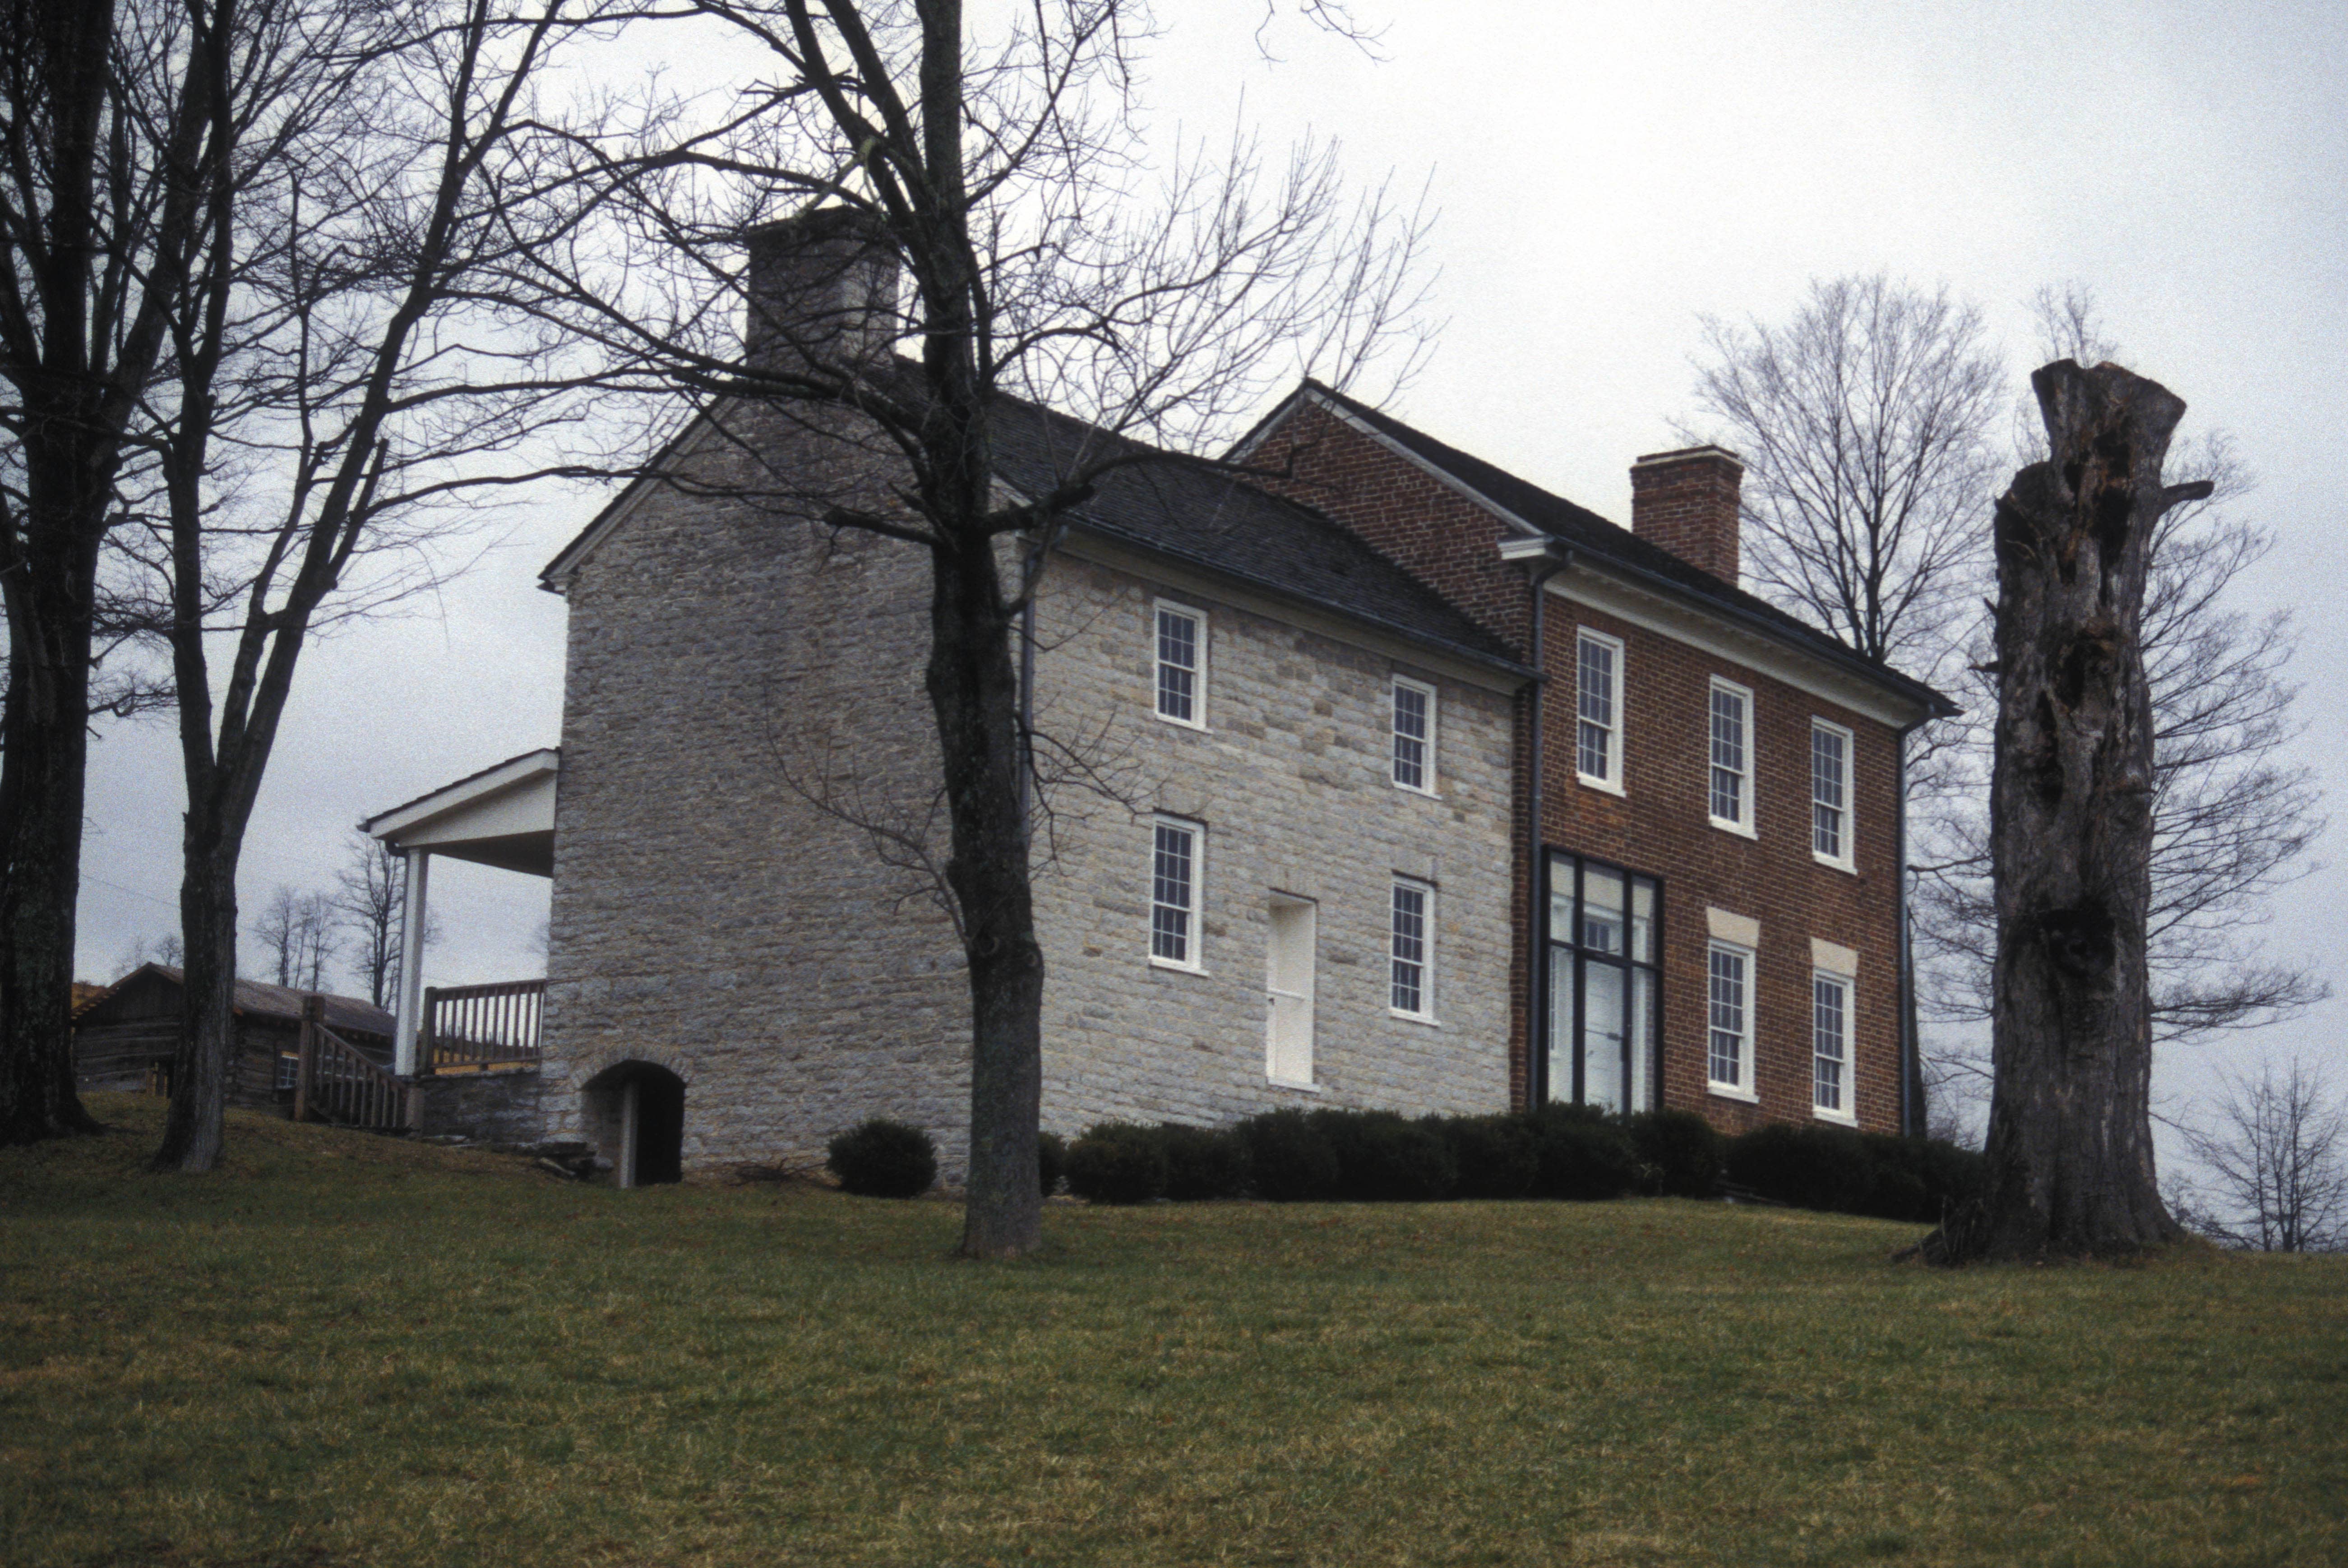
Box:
1244, 392, 1904, 1135
1537, 601, 1904, 1135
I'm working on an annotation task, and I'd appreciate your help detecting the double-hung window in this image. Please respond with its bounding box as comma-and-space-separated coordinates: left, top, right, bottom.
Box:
1708, 677, 1753, 834
1154, 601, 1206, 727
1150, 817, 1203, 970
1390, 878, 1434, 1020
1811, 719, 1854, 870
1706, 941, 1754, 1096
1813, 971, 1853, 1121
1391, 676, 1437, 793
1576, 630, 1624, 791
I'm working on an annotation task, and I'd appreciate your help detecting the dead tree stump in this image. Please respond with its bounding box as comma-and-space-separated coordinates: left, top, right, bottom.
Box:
1933, 360, 2213, 1263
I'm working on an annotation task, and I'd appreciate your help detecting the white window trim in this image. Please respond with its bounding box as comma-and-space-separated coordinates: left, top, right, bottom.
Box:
1810, 717, 1857, 873
1148, 815, 1207, 974
1152, 598, 1209, 731
1390, 675, 1440, 796
1706, 938, 1759, 1102
1811, 968, 1858, 1125
1575, 628, 1627, 796
1707, 675, 1757, 839
1388, 875, 1438, 1024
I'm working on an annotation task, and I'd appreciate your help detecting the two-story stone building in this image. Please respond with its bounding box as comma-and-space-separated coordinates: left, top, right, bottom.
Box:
364, 209, 1951, 1182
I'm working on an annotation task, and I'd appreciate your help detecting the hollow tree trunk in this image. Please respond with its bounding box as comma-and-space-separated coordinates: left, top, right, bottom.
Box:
1936, 360, 2210, 1263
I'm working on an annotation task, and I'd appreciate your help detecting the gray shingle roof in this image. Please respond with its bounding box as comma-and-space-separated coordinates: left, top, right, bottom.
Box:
989, 396, 1529, 674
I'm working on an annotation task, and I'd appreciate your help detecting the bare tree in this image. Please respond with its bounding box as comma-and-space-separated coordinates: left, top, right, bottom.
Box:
2174, 1058, 2348, 1253
334, 833, 431, 1009
1914, 292, 2324, 1076
0, 0, 243, 1143
131, 0, 616, 1172
249, 885, 334, 991
535, 0, 1430, 1254
1928, 359, 2209, 1264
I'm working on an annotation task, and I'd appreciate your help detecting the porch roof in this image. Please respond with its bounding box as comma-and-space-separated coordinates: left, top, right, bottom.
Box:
362, 748, 558, 876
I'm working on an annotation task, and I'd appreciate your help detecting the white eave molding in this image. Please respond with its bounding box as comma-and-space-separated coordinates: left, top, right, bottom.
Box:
363, 748, 560, 846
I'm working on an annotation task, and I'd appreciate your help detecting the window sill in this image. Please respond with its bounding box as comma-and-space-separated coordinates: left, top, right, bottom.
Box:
1577, 772, 1625, 798
1148, 956, 1209, 977
1812, 852, 1858, 876
1709, 816, 1758, 841
1152, 712, 1210, 734
1706, 1082, 1760, 1105
1267, 1075, 1321, 1093
1812, 1106, 1858, 1127
1392, 780, 1442, 800
1389, 1009, 1441, 1027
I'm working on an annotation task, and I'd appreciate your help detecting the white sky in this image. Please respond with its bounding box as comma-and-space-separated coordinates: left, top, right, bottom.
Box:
76, 1, 2348, 1150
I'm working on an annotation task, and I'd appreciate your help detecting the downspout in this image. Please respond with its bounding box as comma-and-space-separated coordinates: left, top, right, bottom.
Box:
1895, 717, 1920, 1138
1518, 546, 1572, 1110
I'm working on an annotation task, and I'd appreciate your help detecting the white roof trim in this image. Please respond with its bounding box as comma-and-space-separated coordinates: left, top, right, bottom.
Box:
364, 749, 560, 841
1550, 565, 1932, 729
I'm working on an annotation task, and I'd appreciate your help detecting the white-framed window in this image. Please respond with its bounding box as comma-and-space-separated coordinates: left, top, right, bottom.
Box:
1813, 971, 1854, 1122
1391, 675, 1437, 794
1153, 600, 1206, 727
275, 1053, 300, 1092
1150, 817, 1204, 971
1706, 940, 1756, 1098
1708, 677, 1754, 835
1576, 629, 1624, 792
1811, 718, 1855, 870
1390, 877, 1435, 1021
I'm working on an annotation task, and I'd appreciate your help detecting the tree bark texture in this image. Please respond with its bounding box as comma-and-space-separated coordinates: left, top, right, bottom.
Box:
1937, 360, 2210, 1262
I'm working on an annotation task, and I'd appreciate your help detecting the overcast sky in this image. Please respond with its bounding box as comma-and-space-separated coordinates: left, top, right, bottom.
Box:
76, 1, 2348, 1147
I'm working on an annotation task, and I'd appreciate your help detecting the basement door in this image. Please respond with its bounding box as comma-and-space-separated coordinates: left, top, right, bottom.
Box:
1265, 896, 1317, 1087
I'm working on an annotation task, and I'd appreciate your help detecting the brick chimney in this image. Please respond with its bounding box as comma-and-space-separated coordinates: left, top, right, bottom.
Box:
1629, 446, 1744, 584
742, 206, 900, 372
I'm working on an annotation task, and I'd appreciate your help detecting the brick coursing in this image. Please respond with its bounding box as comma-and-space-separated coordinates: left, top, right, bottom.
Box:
538, 406, 1519, 1177
1242, 398, 1909, 1136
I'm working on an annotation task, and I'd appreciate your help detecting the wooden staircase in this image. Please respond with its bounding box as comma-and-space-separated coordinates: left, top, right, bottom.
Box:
291, 995, 410, 1131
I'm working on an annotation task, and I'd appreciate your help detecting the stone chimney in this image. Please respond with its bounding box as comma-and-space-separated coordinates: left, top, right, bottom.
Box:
741, 206, 900, 372
1629, 446, 1744, 584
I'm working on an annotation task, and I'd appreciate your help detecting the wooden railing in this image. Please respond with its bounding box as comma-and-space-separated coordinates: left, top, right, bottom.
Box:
423, 978, 544, 1074
294, 998, 409, 1130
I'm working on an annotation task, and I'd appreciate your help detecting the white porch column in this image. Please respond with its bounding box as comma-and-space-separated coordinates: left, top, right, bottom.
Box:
392, 849, 432, 1077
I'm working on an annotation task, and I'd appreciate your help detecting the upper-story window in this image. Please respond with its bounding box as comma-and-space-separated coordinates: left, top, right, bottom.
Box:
1811, 719, 1854, 870
1391, 676, 1437, 793
1576, 630, 1624, 792
1154, 601, 1206, 727
1708, 677, 1753, 834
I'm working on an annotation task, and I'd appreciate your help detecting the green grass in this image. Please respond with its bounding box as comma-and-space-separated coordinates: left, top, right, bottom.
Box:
4, 1096, 2344, 1567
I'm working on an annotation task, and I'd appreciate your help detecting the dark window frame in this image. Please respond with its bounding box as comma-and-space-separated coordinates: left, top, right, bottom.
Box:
1538, 848, 1664, 1110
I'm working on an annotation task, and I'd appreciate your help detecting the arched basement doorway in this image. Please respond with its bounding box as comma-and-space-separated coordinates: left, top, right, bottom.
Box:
582, 1062, 686, 1187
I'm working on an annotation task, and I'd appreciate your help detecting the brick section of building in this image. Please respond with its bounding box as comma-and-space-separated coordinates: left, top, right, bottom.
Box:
1629, 447, 1744, 585
1239, 392, 1929, 1137
1536, 598, 1904, 1135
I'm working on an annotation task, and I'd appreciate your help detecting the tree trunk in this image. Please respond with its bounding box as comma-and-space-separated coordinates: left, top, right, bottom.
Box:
1934, 360, 2209, 1263
929, 533, 1045, 1258
153, 834, 240, 1173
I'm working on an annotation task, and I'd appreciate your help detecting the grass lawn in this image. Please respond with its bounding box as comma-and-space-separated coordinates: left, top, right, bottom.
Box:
4, 1096, 2345, 1567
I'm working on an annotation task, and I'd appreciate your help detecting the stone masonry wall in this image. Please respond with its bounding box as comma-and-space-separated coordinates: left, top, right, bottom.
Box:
542, 409, 1521, 1176
1028, 553, 1519, 1132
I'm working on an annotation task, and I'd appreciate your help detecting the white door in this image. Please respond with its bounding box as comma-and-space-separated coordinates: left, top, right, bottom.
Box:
1266, 897, 1316, 1085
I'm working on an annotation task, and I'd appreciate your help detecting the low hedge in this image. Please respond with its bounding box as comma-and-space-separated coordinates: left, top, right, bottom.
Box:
1038, 1131, 1068, 1197
1044, 1104, 1979, 1219
826, 1118, 938, 1198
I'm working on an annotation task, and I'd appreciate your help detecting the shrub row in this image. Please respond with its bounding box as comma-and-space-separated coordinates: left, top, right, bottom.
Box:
828, 1107, 1985, 1224
1057, 1105, 1982, 1221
